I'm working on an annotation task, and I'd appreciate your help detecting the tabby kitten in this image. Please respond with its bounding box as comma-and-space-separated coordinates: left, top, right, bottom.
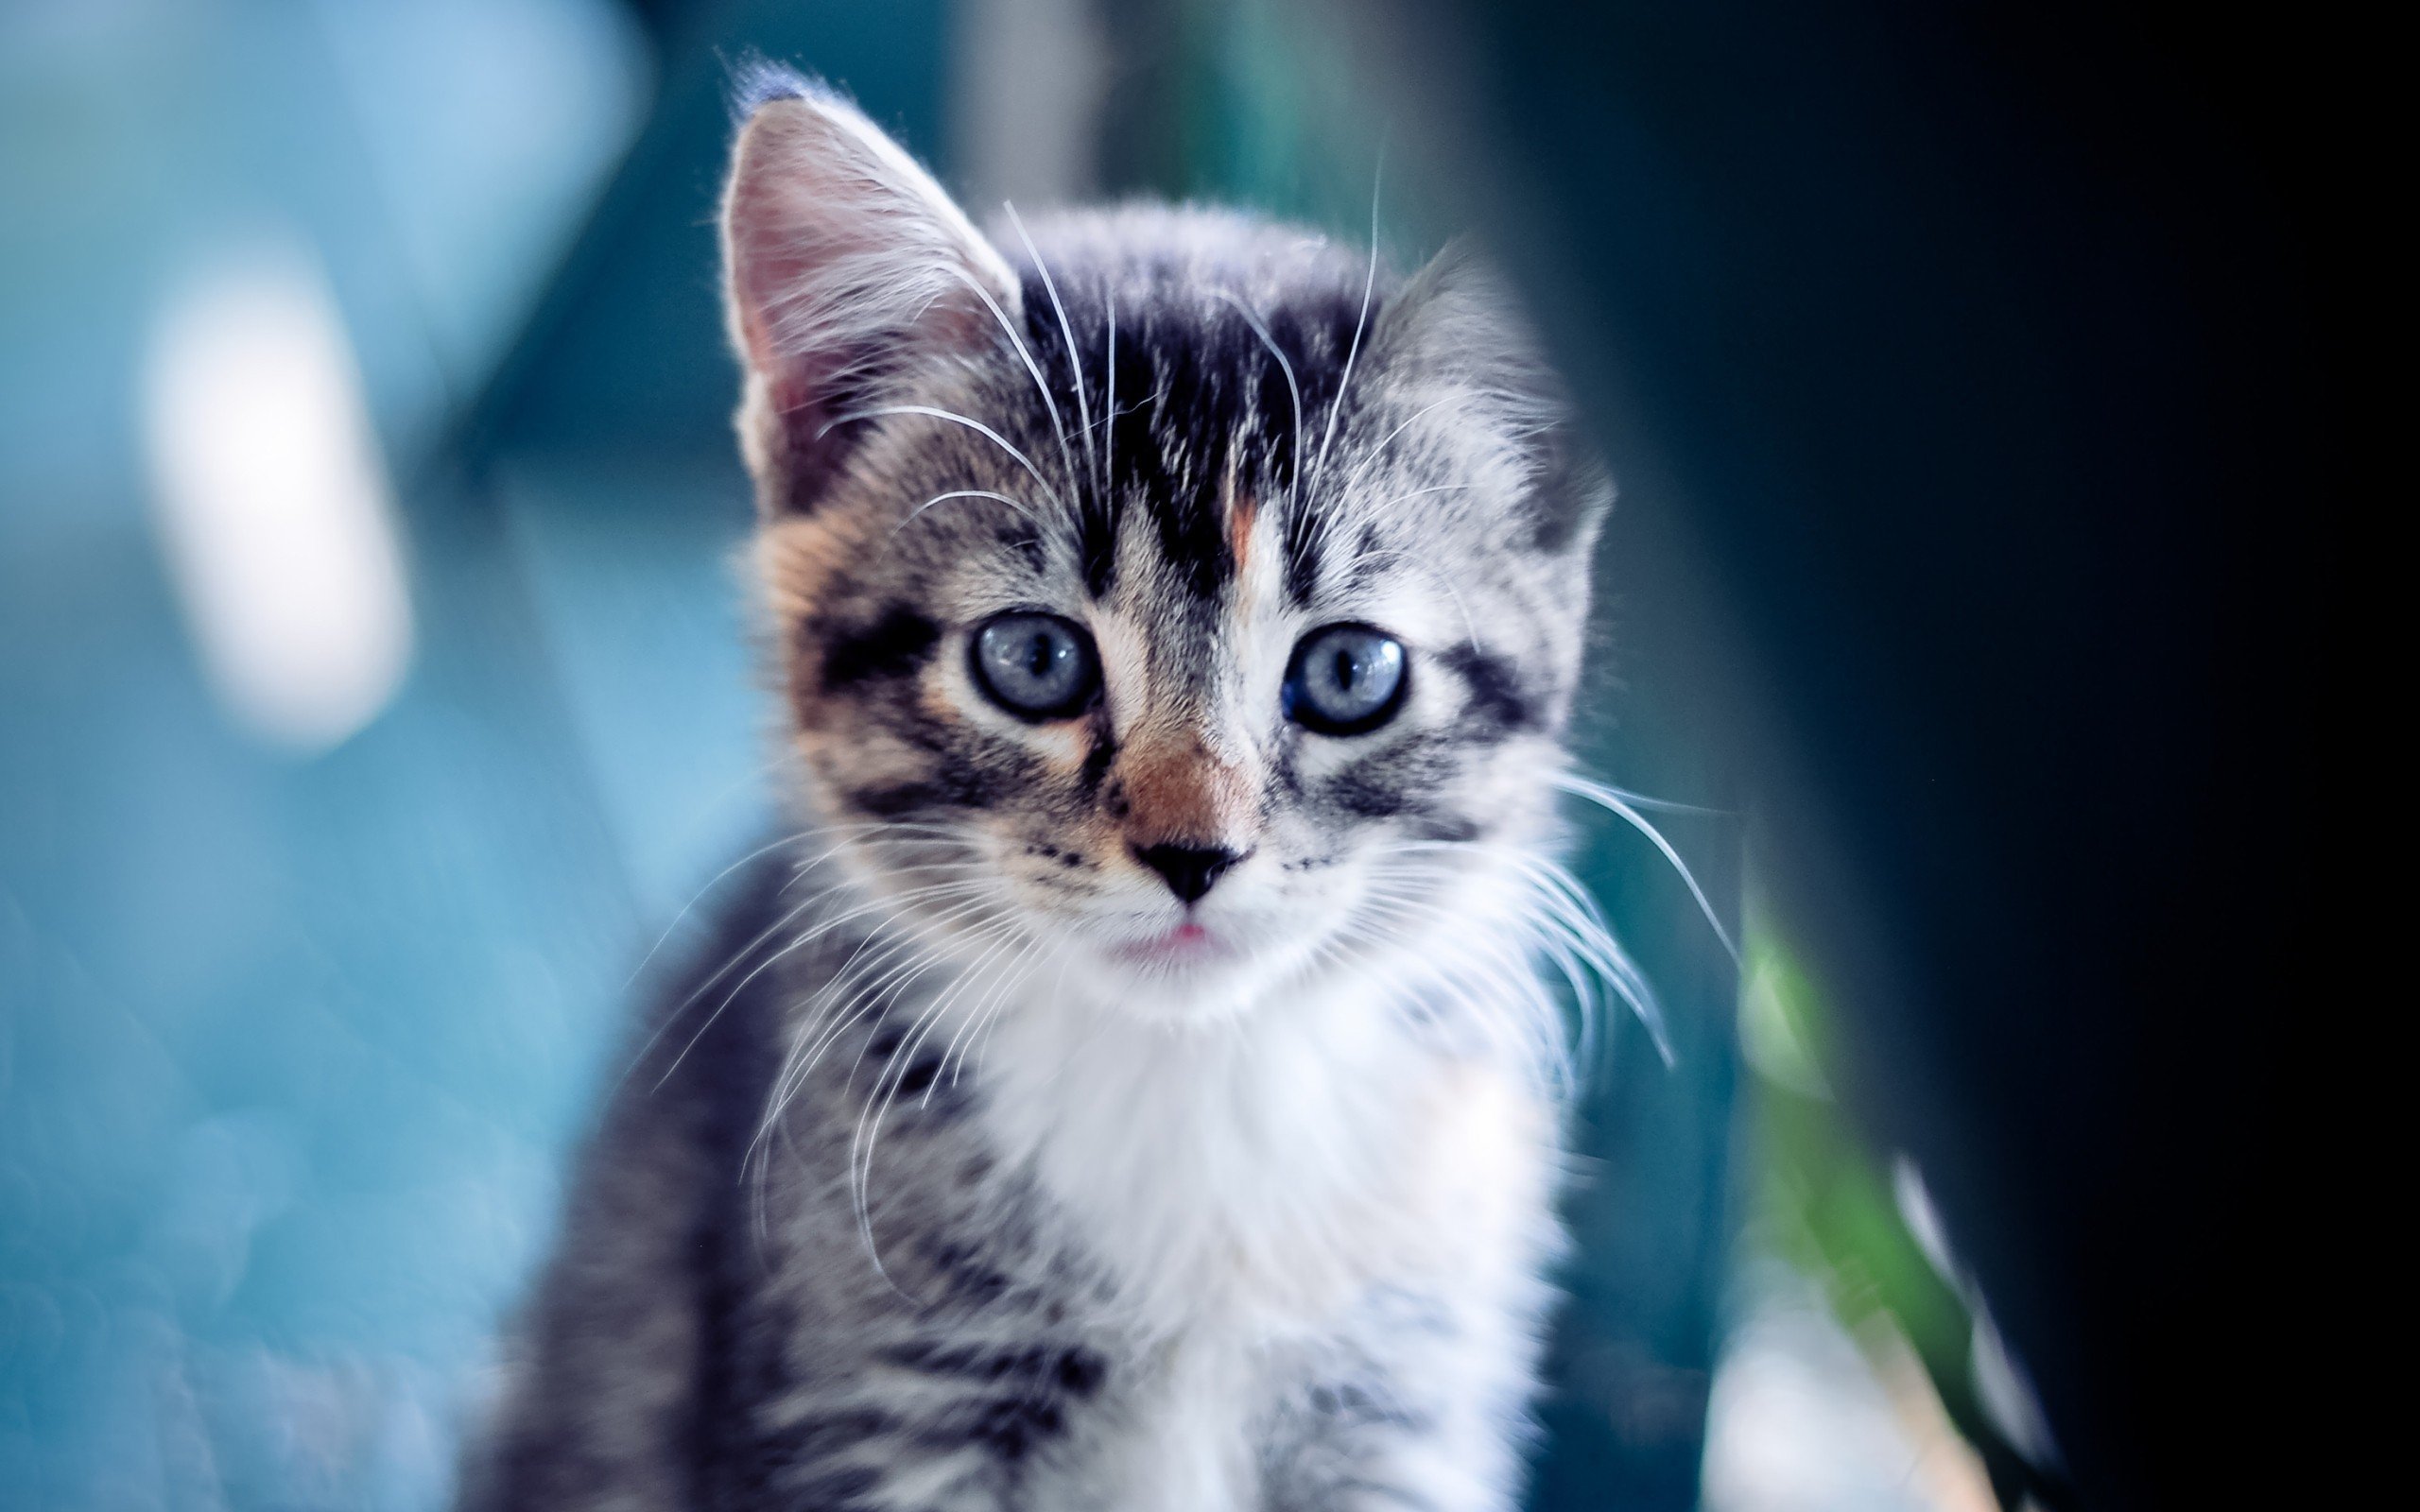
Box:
462, 69, 1618, 1512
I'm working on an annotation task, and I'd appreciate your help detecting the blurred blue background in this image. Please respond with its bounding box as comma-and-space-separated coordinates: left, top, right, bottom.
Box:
1, 3, 2003, 1507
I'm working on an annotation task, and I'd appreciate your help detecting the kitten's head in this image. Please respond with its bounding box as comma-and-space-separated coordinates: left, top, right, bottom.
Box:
723, 77, 1606, 1022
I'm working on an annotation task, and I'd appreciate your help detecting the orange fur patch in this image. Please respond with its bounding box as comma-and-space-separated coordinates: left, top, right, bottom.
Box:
1116, 736, 1256, 849
756, 513, 859, 620
1227, 489, 1258, 577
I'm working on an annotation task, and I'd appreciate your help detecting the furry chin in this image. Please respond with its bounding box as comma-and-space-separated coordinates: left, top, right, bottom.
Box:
1051, 916, 1341, 1025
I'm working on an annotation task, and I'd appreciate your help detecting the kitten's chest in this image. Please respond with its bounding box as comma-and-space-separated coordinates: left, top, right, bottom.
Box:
974, 985, 1553, 1333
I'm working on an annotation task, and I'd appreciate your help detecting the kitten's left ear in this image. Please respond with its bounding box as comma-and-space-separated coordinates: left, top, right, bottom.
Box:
1369, 242, 1611, 551
721, 70, 1019, 512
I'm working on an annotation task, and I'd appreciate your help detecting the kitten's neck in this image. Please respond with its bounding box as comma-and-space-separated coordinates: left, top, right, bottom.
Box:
970, 926, 1554, 1335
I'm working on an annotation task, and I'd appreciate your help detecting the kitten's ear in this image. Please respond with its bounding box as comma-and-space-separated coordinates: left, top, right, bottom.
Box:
1371, 242, 1611, 552
721, 74, 1018, 512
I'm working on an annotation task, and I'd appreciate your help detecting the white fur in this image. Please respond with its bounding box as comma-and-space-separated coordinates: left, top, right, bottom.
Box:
970, 841, 1566, 1508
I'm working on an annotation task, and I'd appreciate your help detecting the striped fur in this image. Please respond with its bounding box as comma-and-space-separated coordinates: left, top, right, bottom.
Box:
462, 74, 1611, 1512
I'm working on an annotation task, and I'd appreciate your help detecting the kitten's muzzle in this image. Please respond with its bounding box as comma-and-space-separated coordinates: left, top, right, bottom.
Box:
1131, 842, 1249, 904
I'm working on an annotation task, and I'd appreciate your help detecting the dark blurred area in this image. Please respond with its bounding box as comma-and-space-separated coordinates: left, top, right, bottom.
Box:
1339, 3, 2342, 1507
1, 2, 2341, 1509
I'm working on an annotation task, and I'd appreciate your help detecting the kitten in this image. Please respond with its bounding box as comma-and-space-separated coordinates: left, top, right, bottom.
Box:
460, 68, 1615, 1512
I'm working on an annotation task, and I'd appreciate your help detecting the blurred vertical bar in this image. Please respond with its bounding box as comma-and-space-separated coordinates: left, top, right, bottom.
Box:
1323, 2, 2342, 1507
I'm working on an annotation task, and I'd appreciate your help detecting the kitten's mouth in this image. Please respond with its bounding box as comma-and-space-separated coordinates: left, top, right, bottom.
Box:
1108, 920, 1230, 967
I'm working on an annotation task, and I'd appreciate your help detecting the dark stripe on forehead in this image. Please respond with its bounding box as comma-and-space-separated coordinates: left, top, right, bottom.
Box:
1006, 266, 1126, 598
1008, 247, 1381, 608
1283, 502, 1326, 607
1127, 334, 1236, 601
818, 606, 940, 691
1079, 493, 1118, 598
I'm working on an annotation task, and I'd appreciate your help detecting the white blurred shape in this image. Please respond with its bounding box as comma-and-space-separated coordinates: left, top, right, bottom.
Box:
142, 242, 412, 752
1893, 1155, 2065, 1472
1893, 1154, 1959, 1285
1703, 1264, 1996, 1512
1971, 1307, 2061, 1472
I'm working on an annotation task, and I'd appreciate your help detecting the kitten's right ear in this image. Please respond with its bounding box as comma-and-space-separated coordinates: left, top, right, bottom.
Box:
721, 73, 1018, 513
1369, 242, 1611, 555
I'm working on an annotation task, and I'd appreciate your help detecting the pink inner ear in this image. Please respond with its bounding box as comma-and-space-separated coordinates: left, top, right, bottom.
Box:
726, 215, 826, 420
723, 112, 863, 422
721, 97, 1015, 439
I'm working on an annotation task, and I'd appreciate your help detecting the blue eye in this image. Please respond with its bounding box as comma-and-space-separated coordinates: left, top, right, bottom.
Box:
1284, 624, 1408, 735
971, 612, 1099, 719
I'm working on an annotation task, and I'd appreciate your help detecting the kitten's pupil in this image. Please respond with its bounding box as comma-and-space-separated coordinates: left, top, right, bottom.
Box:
971, 611, 1098, 719
1285, 624, 1408, 735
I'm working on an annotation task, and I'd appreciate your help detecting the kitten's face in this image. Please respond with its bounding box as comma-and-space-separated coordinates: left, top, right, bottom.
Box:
725, 88, 1603, 1019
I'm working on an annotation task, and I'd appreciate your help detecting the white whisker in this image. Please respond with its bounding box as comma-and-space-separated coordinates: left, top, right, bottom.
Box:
1549, 771, 1739, 963
1004, 203, 1097, 502
929, 934, 1043, 1104
1369, 834, 1678, 1074
659, 879, 997, 1092
1311, 156, 1384, 494
845, 919, 1028, 1264
890, 488, 1046, 540
1330, 395, 1464, 508
1209, 290, 1304, 510
823, 403, 1063, 510
778, 894, 1006, 1098
939, 262, 1080, 507
617, 828, 822, 992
